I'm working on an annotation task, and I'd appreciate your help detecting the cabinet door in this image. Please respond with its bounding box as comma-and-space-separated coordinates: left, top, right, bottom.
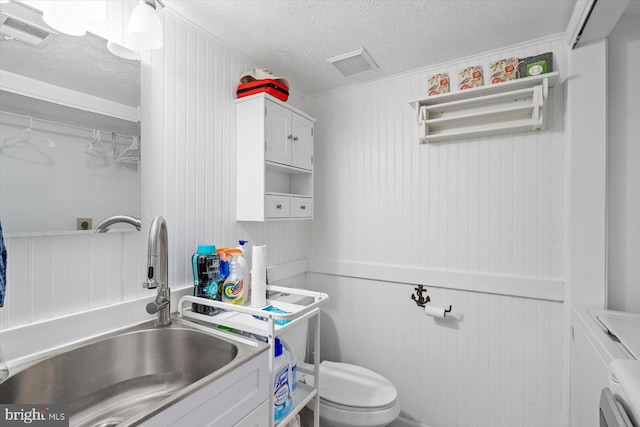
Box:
265, 100, 291, 166
234, 400, 269, 427
291, 112, 314, 170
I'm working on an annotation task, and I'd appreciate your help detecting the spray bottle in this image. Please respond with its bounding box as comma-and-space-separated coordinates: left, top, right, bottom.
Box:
216, 248, 230, 300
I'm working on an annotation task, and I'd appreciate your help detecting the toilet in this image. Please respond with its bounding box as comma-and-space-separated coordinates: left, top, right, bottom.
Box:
274, 293, 401, 427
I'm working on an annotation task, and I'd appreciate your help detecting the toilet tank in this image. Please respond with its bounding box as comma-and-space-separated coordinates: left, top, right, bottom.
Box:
270, 291, 314, 363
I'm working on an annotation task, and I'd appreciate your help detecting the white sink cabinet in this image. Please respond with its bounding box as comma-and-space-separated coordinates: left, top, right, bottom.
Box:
236, 93, 315, 221
137, 341, 270, 427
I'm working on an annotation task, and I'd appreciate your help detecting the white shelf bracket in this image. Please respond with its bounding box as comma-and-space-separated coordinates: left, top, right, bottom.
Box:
417, 105, 429, 143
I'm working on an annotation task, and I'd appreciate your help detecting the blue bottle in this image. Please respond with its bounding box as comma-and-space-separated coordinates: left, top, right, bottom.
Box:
273, 338, 293, 422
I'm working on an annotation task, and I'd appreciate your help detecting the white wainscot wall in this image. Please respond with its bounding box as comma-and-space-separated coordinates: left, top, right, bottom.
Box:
310, 274, 564, 427
309, 35, 568, 427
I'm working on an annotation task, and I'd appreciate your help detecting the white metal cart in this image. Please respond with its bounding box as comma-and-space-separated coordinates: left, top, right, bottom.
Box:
178, 285, 328, 427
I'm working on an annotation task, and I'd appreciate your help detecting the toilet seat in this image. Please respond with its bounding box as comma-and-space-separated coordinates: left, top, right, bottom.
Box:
318, 361, 398, 409
321, 397, 398, 412
302, 360, 401, 427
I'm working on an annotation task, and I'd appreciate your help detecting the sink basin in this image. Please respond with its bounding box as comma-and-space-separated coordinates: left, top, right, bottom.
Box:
0, 316, 266, 426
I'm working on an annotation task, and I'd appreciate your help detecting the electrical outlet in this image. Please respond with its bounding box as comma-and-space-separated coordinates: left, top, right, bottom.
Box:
77, 217, 92, 231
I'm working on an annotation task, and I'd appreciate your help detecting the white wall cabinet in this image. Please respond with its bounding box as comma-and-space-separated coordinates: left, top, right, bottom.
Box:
237, 93, 315, 221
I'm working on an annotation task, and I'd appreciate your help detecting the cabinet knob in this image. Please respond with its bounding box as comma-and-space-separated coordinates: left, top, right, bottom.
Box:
300, 205, 306, 210
276, 204, 282, 209
287, 134, 293, 140
293, 136, 299, 142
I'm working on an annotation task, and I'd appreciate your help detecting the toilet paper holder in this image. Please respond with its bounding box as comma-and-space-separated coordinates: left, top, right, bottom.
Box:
410, 285, 452, 313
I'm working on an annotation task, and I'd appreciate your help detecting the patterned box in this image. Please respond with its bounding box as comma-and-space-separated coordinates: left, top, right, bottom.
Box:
489, 58, 518, 84
459, 65, 484, 90
428, 73, 450, 96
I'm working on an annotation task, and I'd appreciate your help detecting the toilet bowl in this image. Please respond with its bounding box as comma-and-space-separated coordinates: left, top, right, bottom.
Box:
272, 292, 400, 427
302, 360, 401, 427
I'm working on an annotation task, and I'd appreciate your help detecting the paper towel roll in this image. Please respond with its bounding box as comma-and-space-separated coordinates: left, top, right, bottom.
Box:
251, 245, 267, 308
424, 305, 446, 319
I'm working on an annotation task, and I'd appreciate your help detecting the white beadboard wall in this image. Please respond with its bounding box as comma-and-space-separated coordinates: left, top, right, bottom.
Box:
310, 36, 566, 292
0, 10, 310, 332
310, 274, 564, 427
308, 35, 568, 427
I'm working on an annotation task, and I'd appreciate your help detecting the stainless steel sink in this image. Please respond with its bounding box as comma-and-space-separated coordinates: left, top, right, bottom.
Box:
0, 316, 266, 426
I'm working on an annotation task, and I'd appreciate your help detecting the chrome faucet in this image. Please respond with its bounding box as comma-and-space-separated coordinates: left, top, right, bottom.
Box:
95, 215, 142, 233
143, 216, 171, 326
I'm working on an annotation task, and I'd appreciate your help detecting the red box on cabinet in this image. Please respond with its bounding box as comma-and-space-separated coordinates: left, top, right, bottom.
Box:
236, 79, 289, 102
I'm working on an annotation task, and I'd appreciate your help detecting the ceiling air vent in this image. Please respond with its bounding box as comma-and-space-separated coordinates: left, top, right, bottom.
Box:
327, 47, 379, 78
0, 12, 57, 47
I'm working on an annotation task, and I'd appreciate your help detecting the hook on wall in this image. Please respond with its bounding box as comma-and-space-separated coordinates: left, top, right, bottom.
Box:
411, 284, 430, 307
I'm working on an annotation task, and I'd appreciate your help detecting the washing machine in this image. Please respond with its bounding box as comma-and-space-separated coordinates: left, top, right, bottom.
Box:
571, 308, 640, 427
598, 311, 640, 427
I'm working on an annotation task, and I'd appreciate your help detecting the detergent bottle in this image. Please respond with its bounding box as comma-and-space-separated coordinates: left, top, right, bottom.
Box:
222, 249, 246, 305
191, 244, 219, 315
236, 241, 250, 305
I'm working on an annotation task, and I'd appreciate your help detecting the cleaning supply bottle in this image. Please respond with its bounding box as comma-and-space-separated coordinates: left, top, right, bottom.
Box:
216, 248, 230, 300
273, 338, 293, 422
191, 244, 219, 315
222, 249, 245, 305
237, 239, 249, 255
281, 339, 297, 394
236, 241, 250, 305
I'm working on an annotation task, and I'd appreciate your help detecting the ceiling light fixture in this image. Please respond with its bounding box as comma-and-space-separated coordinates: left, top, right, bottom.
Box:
128, 0, 163, 50
107, 0, 140, 61
40, 0, 105, 37
327, 47, 379, 78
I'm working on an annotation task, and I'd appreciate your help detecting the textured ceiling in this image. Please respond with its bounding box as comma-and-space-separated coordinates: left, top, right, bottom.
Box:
166, 0, 578, 96
3, 0, 637, 103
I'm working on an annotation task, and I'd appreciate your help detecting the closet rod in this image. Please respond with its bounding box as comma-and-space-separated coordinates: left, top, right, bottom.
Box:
0, 110, 138, 141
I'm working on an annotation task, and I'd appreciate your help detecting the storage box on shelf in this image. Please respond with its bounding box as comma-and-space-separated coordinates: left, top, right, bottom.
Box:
178, 285, 329, 427
410, 72, 559, 143
236, 93, 315, 221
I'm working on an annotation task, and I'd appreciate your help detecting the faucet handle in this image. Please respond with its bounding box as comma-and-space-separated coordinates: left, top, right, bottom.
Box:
146, 297, 169, 314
